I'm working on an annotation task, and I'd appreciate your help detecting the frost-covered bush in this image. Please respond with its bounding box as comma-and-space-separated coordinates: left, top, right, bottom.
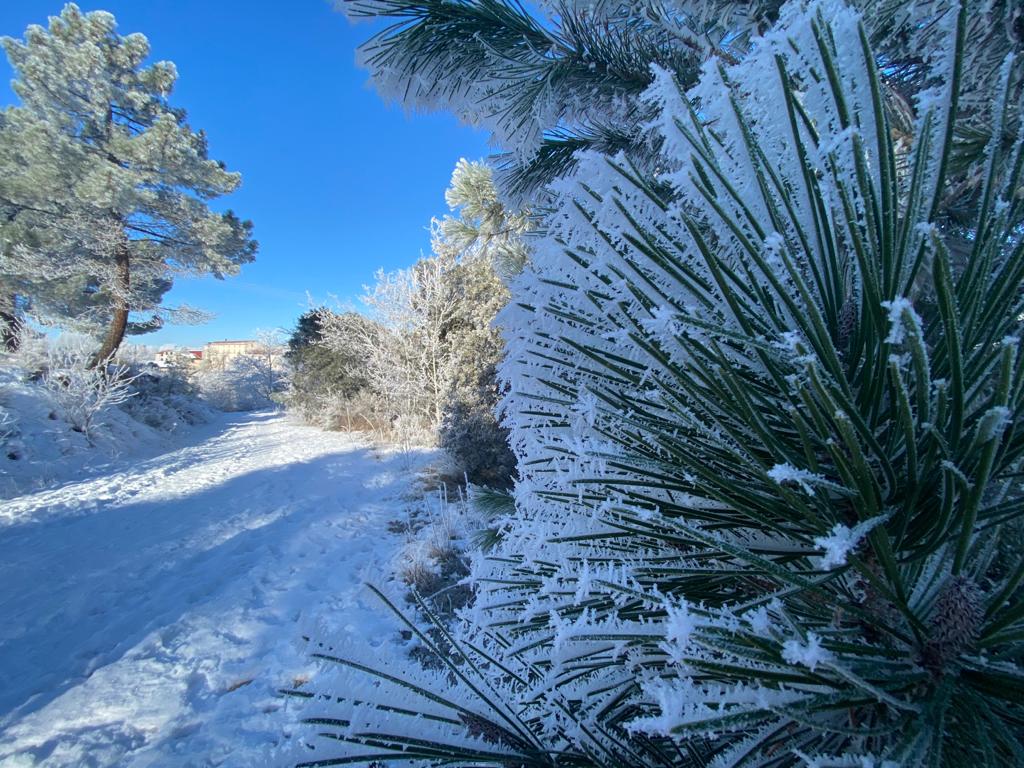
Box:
193, 352, 286, 412
3, 325, 51, 376
192, 366, 255, 412
118, 365, 213, 431
311, 267, 453, 438
42, 345, 136, 442
1, 334, 215, 495
292, 163, 522, 481
295, 1, 1024, 765
316, 257, 481, 441
433, 251, 514, 485
439, 400, 514, 489
291, 384, 377, 432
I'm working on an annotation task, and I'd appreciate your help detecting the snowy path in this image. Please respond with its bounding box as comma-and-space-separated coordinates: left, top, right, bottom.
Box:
0, 412, 427, 767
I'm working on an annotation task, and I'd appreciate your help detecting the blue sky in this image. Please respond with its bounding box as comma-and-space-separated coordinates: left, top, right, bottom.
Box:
0, 1, 491, 347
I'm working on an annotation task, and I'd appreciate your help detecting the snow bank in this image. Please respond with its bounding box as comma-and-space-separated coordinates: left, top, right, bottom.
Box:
0, 363, 216, 499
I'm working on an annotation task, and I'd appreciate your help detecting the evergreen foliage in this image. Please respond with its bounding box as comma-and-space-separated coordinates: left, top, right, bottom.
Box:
346, 0, 1021, 202
287, 310, 331, 362
434, 159, 527, 487
286, 308, 376, 429
296, 0, 1024, 765
0, 4, 255, 363
345, 0, 767, 199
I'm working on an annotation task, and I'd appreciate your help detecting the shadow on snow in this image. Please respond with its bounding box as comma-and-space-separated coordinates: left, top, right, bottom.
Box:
0, 431, 416, 737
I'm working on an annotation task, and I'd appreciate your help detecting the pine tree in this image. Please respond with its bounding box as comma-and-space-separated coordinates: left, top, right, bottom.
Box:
0, 4, 256, 364
294, 1, 1024, 765
286, 308, 375, 427
345, 0, 1021, 202
287, 310, 331, 362
434, 159, 528, 487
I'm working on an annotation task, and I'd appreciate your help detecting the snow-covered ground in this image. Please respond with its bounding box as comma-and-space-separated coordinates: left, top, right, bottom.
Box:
0, 411, 432, 767
0, 364, 217, 501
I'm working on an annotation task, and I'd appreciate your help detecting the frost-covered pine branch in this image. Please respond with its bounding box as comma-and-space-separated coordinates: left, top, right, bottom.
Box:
345, 0, 1021, 204
297, 0, 1024, 765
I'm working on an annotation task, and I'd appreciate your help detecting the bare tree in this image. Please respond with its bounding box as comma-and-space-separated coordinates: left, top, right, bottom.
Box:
252, 328, 289, 401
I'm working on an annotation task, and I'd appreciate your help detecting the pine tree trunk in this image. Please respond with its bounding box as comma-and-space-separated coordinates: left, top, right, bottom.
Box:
0, 295, 19, 351
90, 242, 130, 368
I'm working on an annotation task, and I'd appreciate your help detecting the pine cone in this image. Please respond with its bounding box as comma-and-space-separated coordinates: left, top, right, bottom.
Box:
922, 575, 984, 672
837, 294, 857, 352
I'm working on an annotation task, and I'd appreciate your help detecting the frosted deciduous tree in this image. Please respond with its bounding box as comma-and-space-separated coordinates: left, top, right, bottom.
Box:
296, 1, 1024, 765
251, 328, 290, 399
357, 258, 459, 431
313, 160, 527, 465
316, 262, 464, 437
0, 4, 256, 364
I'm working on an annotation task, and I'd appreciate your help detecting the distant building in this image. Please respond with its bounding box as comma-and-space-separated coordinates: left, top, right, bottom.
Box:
203, 339, 261, 370
154, 340, 268, 371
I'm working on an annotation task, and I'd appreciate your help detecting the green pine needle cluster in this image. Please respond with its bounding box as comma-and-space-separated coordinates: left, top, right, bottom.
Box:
292, 1, 1024, 765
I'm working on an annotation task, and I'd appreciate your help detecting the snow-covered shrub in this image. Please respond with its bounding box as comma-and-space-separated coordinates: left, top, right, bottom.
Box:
1, 335, 216, 496
286, 308, 379, 430
367, 258, 461, 432
295, 1, 1024, 765
118, 365, 213, 431
289, 164, 521, 488
193, 353, 285, 412
394, 484, 477, 620
439, 400, 514, 489
0, 371, 30, 468
3, 325, 51, 376
290, 385, 362, 430
42, 345, 136, 442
